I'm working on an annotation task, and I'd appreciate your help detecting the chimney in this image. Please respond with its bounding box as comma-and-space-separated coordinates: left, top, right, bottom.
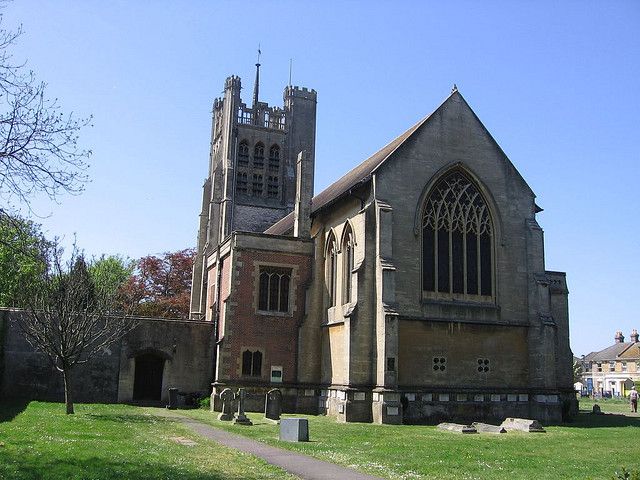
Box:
631, 329, 639, 343
614, 330, 625, 343
294, 150, 312, 238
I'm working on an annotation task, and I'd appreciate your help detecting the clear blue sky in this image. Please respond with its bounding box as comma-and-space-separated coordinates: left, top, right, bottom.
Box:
4, 1, 639, 356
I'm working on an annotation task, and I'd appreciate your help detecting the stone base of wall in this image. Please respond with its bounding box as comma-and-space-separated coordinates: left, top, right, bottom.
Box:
210, 383, 574, 426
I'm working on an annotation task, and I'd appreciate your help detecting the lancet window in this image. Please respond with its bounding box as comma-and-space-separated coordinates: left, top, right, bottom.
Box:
422, 170, 493, 298
326, 233, 338, 307
342, 224, 355, 304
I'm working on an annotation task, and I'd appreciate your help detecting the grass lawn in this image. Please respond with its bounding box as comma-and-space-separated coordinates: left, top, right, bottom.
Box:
0, 401, 296, 480
180, 402, 640, 480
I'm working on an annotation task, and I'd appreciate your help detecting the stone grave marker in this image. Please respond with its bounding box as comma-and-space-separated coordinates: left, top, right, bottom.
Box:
265, 388, 282, 421
437, 422, 478, 434
233, 388, 253, 425
500, 417, 545, 432
280, 418, 309, 442
217, 388, 235, 421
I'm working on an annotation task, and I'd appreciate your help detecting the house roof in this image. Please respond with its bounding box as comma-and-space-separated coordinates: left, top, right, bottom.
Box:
265, 91, 455, 235
583, 342, 640, 362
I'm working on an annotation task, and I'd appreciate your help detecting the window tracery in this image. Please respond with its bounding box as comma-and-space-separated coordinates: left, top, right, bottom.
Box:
422, 170, 493, 297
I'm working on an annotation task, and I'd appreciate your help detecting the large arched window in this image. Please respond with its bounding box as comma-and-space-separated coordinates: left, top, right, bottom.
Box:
326, 232, 338, 307
422, 170, 493, 298
341, 224, 355, 304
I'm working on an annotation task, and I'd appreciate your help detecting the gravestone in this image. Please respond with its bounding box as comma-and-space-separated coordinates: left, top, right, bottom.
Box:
265, 388, 282, 421
437, 422, 477, 434
217, 388, 235, 421
472, 422, 507, 434
167, 388, 178, 410
233, 388, 253, 425
280, 418, 309, 442
500, 417, 545, 432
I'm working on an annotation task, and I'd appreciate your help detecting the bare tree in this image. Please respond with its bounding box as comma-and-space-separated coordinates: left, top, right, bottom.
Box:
17, 244, 137, 414
0, 14, 91, 215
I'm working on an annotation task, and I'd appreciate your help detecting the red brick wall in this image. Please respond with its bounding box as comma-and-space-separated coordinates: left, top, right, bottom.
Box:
220, 248, 312, 384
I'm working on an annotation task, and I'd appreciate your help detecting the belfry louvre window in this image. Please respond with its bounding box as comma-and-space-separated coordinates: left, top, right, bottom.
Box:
236, 172, 248, 194
422, 171, 493, 297
241, 350, 262, 377
254, 142, 265, 168
269, 144, 280, 172
252, 174, 263, 196
258, 267, 291, 313
238, 140, 249, 166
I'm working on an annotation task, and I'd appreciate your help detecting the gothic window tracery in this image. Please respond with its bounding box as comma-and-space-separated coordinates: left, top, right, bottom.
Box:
258, 267, 291, 313
422, 170, 493, 298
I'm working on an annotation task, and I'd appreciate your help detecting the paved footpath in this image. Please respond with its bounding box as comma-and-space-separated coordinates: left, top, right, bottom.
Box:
173, 414, 384, 480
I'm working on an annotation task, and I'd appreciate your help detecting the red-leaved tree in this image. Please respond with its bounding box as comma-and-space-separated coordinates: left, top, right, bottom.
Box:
123, 248, 195, 318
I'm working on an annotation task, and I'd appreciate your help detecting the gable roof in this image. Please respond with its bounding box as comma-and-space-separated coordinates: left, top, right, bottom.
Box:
266, 92, 455, 235
266, 88, 534, 235
583, 342, 640, 362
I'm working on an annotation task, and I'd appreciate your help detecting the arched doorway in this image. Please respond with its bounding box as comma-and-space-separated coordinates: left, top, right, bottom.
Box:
133, 353, 165, 401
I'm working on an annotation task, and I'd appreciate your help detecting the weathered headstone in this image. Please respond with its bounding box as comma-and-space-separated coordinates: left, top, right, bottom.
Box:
217, 388, 235, 421
280, 418, 309, 442
167, 387, 178, 410
500, 417, 545, 432
233, 388, 253, 425
437, 422, 478, 434
472, 422, 507, 434
265, 388, 282, 421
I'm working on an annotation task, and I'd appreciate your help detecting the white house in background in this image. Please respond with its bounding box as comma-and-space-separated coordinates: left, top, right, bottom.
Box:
580, 329, 640, 396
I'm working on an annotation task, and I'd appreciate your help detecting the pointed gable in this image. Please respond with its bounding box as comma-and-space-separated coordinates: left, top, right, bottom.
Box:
266, 89, 535, 235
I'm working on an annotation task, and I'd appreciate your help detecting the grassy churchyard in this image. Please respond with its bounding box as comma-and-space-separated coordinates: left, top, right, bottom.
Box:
1, 399, 638, 480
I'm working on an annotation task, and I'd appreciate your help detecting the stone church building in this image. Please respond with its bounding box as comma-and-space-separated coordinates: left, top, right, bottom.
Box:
189, 66, 575, 425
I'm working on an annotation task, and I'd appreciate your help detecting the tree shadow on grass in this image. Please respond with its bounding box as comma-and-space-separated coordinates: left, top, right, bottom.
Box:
85, 413, 175, 424
0, 399, 30, 423
562, 412, 640, 428
0, 456, 234, 480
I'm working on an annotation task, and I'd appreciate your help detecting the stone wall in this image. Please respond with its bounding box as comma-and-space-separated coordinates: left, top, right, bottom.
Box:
0, 309, 214, 404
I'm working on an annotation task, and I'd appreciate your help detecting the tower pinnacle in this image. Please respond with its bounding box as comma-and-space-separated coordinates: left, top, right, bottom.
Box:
252, 46, 261, 113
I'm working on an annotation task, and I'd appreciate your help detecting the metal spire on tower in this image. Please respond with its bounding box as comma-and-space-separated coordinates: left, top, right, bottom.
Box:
252, 45, 261, 115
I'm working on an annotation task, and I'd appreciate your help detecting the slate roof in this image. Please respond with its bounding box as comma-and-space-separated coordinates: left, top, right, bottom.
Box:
266, 88, 538, 235
583, 342, 640, 362
264, 92, 450, 235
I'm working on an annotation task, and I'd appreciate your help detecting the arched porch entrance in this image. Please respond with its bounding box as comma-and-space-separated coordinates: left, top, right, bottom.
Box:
132, 353, 165, 401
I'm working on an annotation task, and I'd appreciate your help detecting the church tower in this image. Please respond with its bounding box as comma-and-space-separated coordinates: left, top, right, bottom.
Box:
190, 65, 317, 318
